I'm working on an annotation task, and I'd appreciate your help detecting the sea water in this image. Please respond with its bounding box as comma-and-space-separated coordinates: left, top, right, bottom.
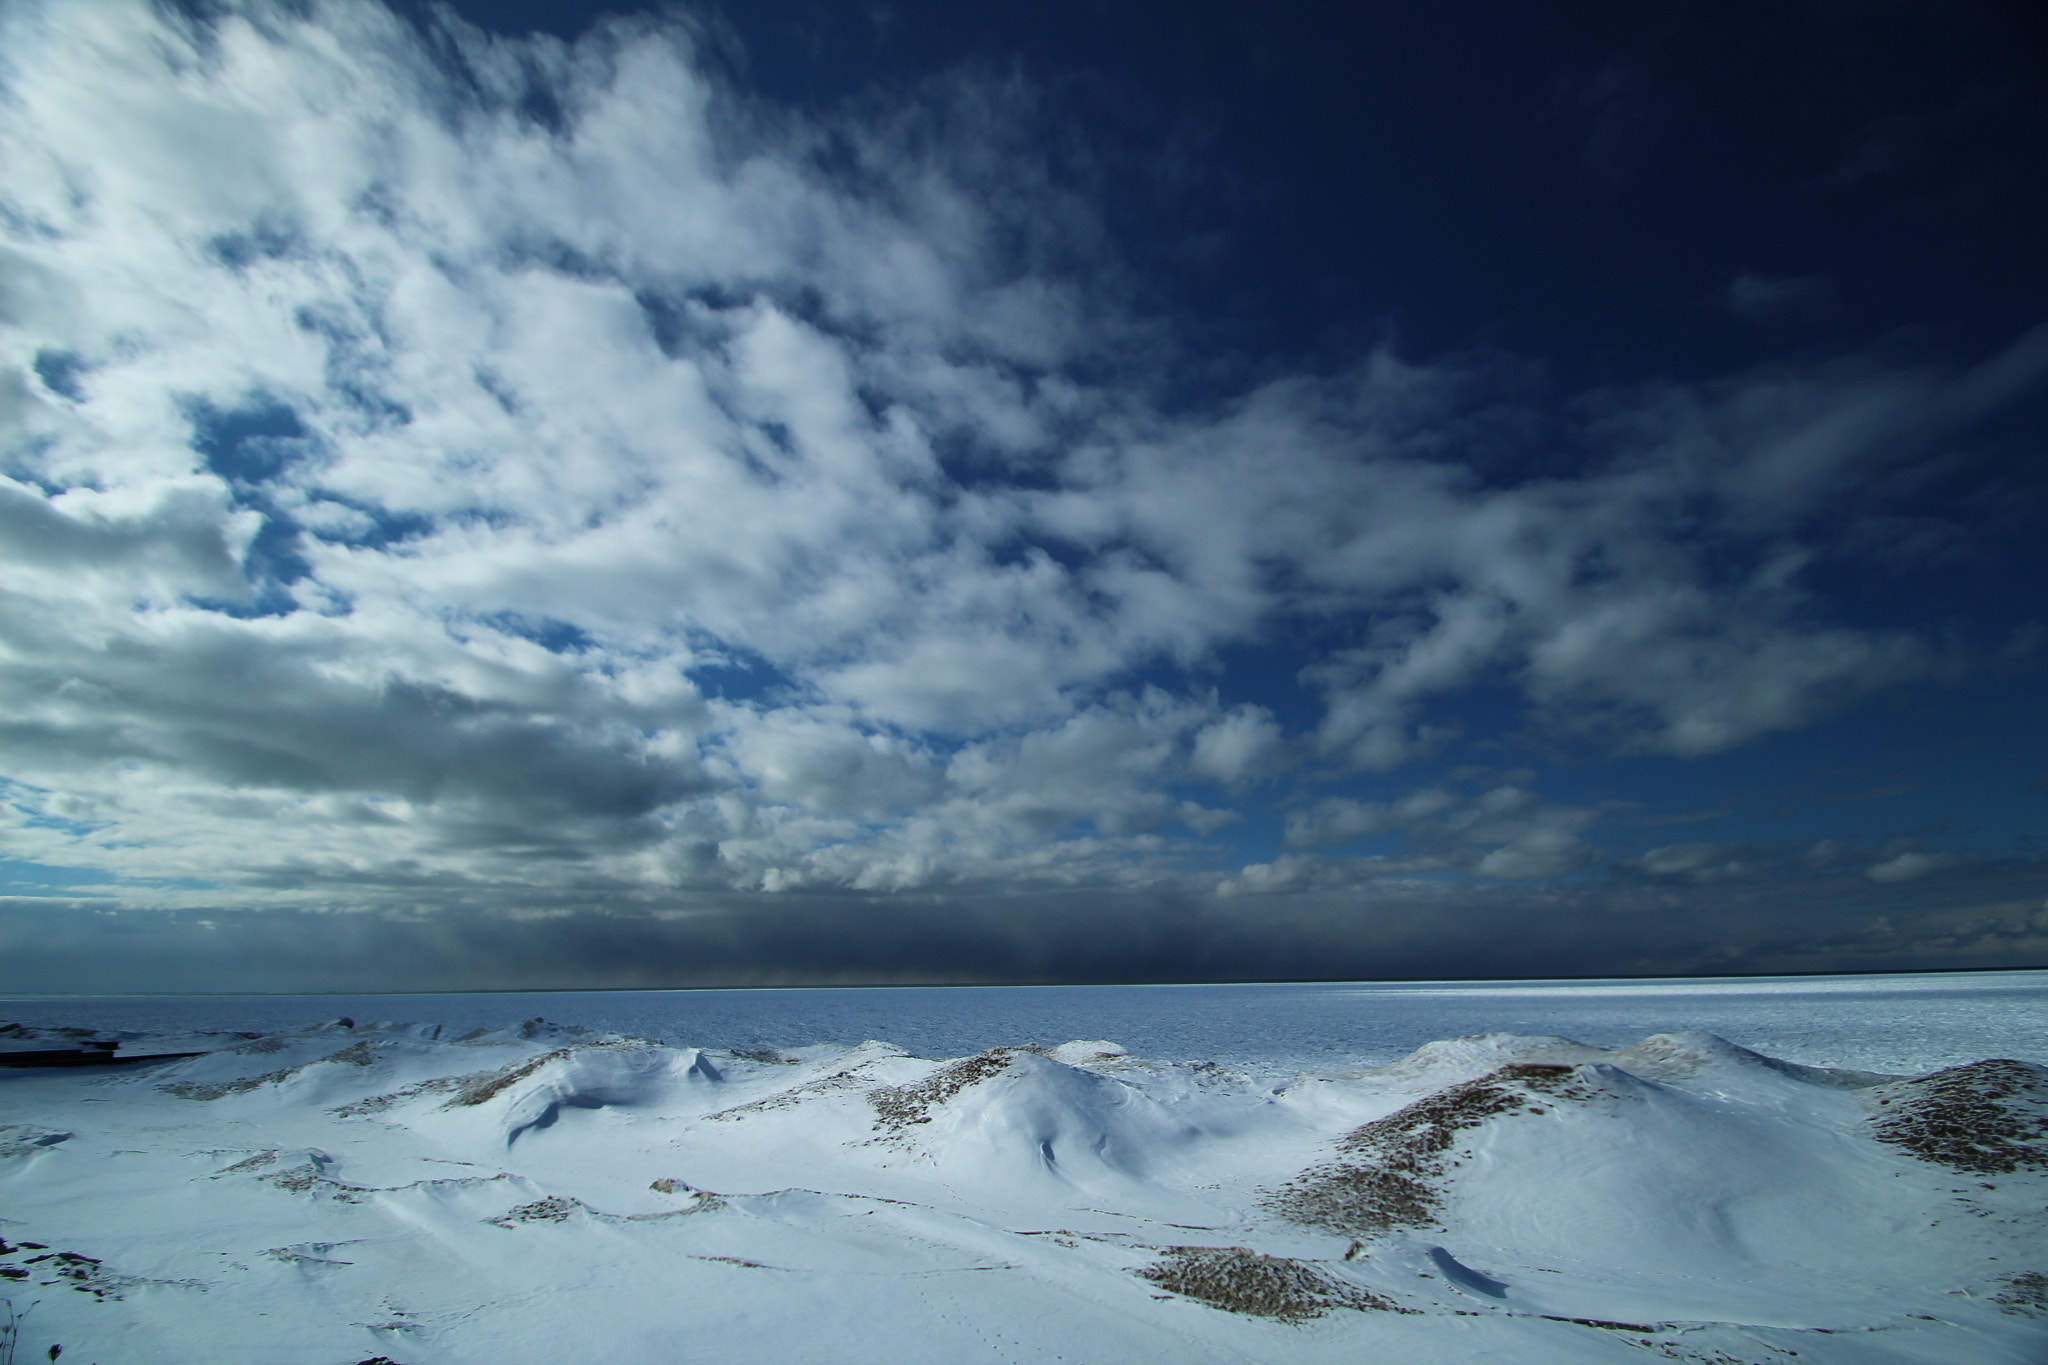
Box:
3, 969, 2043, 1079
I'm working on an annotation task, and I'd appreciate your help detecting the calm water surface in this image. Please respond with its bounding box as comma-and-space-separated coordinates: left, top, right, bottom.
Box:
5, 970, 2042, 1078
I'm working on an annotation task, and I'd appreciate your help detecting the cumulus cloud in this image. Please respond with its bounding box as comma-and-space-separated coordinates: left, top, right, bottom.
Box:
0, 0, 2040, 951
1186, 704, 1288, 788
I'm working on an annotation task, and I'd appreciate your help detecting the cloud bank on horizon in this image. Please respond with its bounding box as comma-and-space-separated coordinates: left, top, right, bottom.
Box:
1, 0, 2044, 990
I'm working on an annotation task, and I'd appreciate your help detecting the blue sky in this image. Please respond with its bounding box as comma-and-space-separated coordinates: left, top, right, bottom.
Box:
0, 0, 2043, 991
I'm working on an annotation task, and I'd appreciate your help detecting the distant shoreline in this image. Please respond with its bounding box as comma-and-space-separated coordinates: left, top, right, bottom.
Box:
6, 961, 2045, 1000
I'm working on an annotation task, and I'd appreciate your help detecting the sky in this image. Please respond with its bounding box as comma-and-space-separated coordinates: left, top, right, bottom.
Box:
0, 0, 2044, 993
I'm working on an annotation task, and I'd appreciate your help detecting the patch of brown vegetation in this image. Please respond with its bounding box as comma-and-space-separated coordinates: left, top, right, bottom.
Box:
1019, 1228, 1103, 1249
262, 1244, 356, 1267
443, 1049, 572, 1108
216, 1149, 280, 1175
868, 1049, 1018, 1131
165, 1040, 407, 1101
266, 1164, 321, 1193
1540, 1314, 1661, 1331
1264, 1063, 1587, 1237
0, 1126, 73, 1158
10, 1248, 116, 1301
623, 1193, 726, 1221
489, 1196, 581, 1226
2, 1238, 202, 1302
1136, 1246, 1403, 1321
703, 1058, 880, 1121
262, 1158, 365, 1203
1868, 1060, 2048, 1175
1991, 1271, 2048, 1317
332, 1075, 465, 1117
162, 1065, 298, 1100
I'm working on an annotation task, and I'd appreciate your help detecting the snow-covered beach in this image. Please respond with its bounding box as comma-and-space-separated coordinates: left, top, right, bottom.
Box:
3, 975, 2045, 1363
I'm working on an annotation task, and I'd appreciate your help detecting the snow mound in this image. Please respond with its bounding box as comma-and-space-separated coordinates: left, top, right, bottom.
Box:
866, 1046, 1205, 1186
1609, 1030, 1903, 1087
1371, 1029, 1904, 1091
1868, 1057, 2048, 1173
1268, 1061, 1592, 1236
450, 1016, 604, 1045
492, 1046, 724, 1145
1265, 1047, 2038, 1331
1369, 1033, 1611, 1084
5, 1019, 2043, 1363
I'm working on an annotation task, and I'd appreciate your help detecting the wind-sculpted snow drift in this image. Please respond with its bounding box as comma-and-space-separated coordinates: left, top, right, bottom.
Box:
1, 1020, 2044, 1363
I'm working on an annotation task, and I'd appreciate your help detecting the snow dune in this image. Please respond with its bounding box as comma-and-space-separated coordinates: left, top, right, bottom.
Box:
1, 1018, 2043, 1363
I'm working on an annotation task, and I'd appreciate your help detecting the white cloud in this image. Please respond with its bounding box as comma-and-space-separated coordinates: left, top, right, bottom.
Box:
0, 0, 2036, 916
1866, 851, 1966, 884
1186, 705, 1288, 788
1638, 842, 1746, 880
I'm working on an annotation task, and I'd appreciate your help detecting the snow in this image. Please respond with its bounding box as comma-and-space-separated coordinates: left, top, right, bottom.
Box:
2, 1016, 2044, 1364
